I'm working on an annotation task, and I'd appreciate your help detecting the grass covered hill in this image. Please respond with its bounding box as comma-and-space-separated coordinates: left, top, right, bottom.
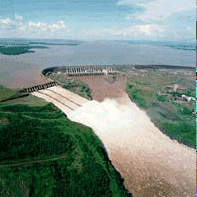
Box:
0, 101, 131, 197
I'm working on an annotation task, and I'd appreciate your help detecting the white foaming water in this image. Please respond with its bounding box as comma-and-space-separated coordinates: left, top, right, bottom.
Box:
68, 94, 195, 197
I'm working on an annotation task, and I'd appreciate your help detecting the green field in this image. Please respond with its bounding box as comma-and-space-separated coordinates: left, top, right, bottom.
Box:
126, 68, 195, 148
0, 86, 131, 197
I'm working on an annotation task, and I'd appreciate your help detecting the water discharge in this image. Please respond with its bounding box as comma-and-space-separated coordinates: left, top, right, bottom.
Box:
68, 92, 195, 197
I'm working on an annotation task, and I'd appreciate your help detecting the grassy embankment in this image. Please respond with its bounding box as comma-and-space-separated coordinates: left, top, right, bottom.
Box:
0, 86, 16, 101
48, 73, 92, 100
0, 85, 48, 106
126, 68, 195, 148
0, 86, 131, 197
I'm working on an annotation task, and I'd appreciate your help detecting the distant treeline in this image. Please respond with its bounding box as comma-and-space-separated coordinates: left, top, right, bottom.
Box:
0, 46, 47, 55
167, 45, 195, 51
133, 65, 195, 69
0, 39, 80, 55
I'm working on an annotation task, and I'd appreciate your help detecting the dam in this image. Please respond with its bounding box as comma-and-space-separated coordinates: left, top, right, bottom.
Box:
25, 65, 119, 114
20, 65, 117, 114
42, 65, 118, 77
21, 65, 117, 114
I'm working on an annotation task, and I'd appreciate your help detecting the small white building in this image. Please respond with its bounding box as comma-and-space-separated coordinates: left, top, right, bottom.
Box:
103, 69, 108, 76
181, 94, 195, 102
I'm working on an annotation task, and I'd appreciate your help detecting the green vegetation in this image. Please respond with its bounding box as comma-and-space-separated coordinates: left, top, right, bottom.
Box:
104, 73, 121, 84
0, 46, 47, 55
0, 85, 49, 106
2, 94, 49, 106
49, 73, 92, 100
126, 68, 195, 148
0, 86, 131, 196
0, 85, 16, 101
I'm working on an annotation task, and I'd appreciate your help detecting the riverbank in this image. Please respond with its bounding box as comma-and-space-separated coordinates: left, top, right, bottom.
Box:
48, 73, 92, 100
126, 67, 195, 148
69, 75, 127, 102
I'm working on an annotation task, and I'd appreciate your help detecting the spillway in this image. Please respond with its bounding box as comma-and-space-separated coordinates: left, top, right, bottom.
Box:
49, 86, 89, 105
68, 92, 196, 197
32, 86, 89, 115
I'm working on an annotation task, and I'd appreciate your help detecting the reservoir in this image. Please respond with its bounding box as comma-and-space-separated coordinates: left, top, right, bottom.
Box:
0, 40, 195, 88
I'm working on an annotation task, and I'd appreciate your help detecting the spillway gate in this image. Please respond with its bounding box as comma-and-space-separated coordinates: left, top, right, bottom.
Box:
18, 81, 59, 93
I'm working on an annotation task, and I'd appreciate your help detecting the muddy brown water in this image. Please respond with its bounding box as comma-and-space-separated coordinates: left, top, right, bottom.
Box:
70, 75, 127, 102
68, 75, 195, 197
0, 55, 48, 89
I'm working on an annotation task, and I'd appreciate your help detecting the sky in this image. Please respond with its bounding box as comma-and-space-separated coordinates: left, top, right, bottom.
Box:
0, 0, 195, 41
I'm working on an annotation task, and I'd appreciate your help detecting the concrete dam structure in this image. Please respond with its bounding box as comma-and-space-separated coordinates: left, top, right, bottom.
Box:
42, 65, 118, 77
22, 65, 118, 115
30, 65, 119, 115
32, 86, 89, 115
